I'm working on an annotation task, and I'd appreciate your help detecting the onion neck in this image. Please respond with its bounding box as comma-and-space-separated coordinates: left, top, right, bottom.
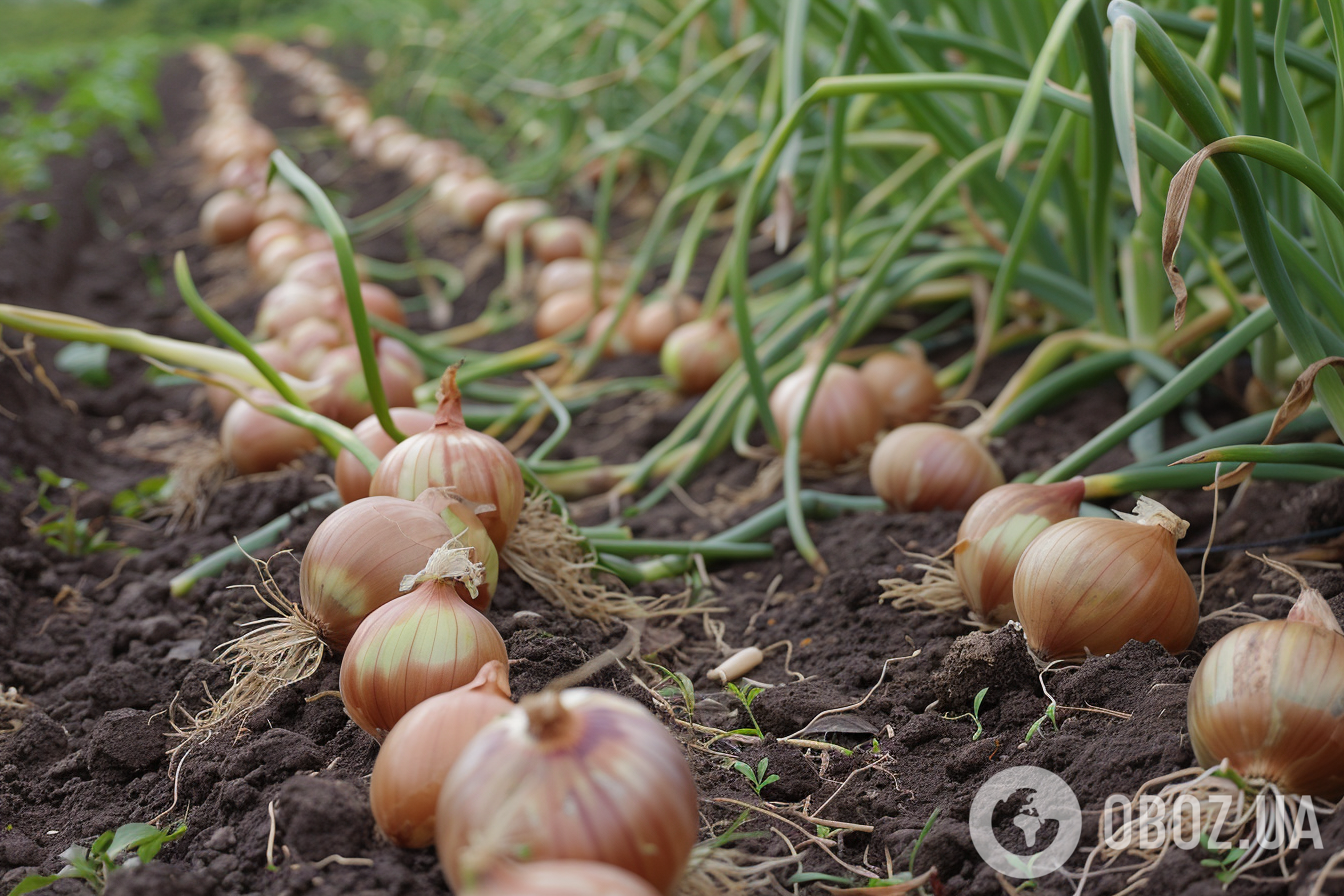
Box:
1117, 495, 1189, 540
522, 690, 576, 743
434, 364, 466, 429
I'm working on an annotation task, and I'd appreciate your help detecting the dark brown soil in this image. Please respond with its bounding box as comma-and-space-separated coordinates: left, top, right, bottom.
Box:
1, 51, 1342, 896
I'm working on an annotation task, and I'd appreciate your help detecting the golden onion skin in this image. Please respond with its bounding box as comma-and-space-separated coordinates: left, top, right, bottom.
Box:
869, 423, 1005, 512
369, 367, 524, 551
467, 861, 663, 896
1012, 500, 1197, 662
339, 578, 508, 739
1188, 619, 1344, 800
436, 689, 699, 895
953, 478, 1085, 623
299, 496, 459, 650
369, 660, 512, 848
859, 348, 941, 429
333, 408, 437, 504
769, 364, 882, 467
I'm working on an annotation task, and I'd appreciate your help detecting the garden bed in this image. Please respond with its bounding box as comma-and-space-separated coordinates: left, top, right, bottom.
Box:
1, 50, 1342, 896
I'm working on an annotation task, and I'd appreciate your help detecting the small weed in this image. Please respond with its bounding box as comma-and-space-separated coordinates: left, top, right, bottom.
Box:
110, 475, 171, 520
1024, 702, 1059, 744
7, 822, 185, 895
815, 824, 833, 839
943, 687, 989, 741
1199, 831, 1248, 883
723, 681, 767, 737
647, 662, 695, 721
728, 757, 779, 796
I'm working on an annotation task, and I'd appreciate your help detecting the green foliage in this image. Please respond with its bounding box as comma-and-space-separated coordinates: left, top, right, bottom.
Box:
722, 681, 767, 738
943, 687, 990, 741
6, 822, 185, 896
1024, 702, 1059, 744
729, 757, 779, 796
647, 662, 696, 721
27, 467, 121, 557
1198, 831, 1248, 883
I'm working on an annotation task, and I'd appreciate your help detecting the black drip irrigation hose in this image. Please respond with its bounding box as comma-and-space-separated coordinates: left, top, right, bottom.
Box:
1174, 525, 1344, 557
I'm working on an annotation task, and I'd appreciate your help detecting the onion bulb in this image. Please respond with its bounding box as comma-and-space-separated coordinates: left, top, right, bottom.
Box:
660, 316, 738, 394
769, 363, 882, 466
369, 660, 513, 848
248, 218, 304, 266
526, 217, 595, 263
369, 366, 524, 551
869, 423, 1004, 512
1187, 577, 1344, 799
311, 339, 423, 428
536, 258, 623, 302
584, 304, 641, 358
465, 862, 662, 896
953, 479, 1085, 623
1013, 496, 1198, 662
340, 542, 507, 739
200, 190, 257, 245
415, 488, 501, 610
631, 294, 699, 354
334, 408, 436, 503
450, 177, 511, 228
483, 198, 552, 251
436, 689, 699, 894
300, 495, 469, 650
534, 290, 596, 339
220, 392, 319, 475
205, 340, 295, 419
283, 316, 345, 378
860, 345, 941, 428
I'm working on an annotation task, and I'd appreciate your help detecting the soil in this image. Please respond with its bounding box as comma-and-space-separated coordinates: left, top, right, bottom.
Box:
2, 50, 1343, 896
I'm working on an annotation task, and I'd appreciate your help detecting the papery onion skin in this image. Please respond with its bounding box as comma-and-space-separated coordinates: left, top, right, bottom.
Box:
1012, 497, 1198, 662
585, 304, 641, 358
869, 423, 1005, 512
527, 216, 596, 263
769, 363, 882, 466
369, 367, 524, 551
660, 317, 738, 394
483, 198, 551, 250
436, 689, 698, 895
466, 861, 662, 896
340, 572, 507, 739
200, 190, 257, 245
534, 290, 596, 339
369, 660, 512, 848
953, 479, 1085, 623
414, 489, 499, 611
536, 257, 623, 301
220, 393, 319, 475
1188, 619, 1344, 799
300, 495, 460, 650
334, 408, 437, 504
631, 294, 699, 355
859, 347, 941, 428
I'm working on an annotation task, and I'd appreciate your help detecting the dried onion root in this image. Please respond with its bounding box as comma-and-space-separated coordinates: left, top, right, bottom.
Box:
501, 491, 693, 626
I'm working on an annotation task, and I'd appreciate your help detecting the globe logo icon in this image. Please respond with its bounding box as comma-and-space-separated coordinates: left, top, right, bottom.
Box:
969, 766, 1082, 878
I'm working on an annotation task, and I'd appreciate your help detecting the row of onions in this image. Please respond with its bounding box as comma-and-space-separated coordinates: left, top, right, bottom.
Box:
281, 368, 698, 894
187, 45, 428, 476
253, 37, 746, 385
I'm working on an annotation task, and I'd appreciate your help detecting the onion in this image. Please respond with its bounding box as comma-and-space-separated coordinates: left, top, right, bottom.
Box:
369, 366, 524, 551
660, 316, 738, 394
465, 862, 662, 896
200, 190, 257, 245
205, 339, 296, 419
310, 339, 424, 428
351, 115, 408, 159
483, 198, 552, 251
255, 233, 311, 285
334, 408, 437, 504
374, 131, 424, 171
584, 304, 641, 358
283, 316, 345, 378
299, 496, 468, 650
952, 479, 1085, 624
631, 294, 699, 354
451, 177, 510, 228
1187, 572, 1344, 798
254, 189, 309, 223
340, 542, 508, 739
220, 392, 319, 475
536, 257, 623, 301
369, 660, 513, 848
860, 345, 941, 428
415, 489, 501, 609
869, 423, 1004, 512
526, 217, 595, 263
436, 689, 699, 894
255, 281, 334, 339
769, 363, 882, 466
430, 171, 471, 213
247, 218, 304, 266
534, 290, 597, 339
1013, 496, 1198, 662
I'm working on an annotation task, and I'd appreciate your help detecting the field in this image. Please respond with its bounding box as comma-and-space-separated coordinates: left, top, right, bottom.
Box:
2, 2, 1344, 895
